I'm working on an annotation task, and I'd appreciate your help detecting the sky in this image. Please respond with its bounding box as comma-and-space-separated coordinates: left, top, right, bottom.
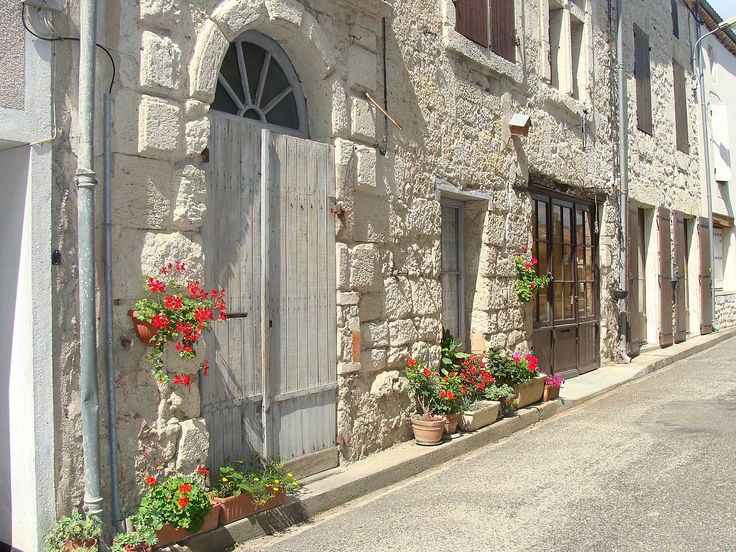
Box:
707, 0, 736, 20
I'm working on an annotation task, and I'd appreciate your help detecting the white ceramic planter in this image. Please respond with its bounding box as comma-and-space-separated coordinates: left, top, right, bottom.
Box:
513, 375, 546, 409
459, 400, 501, 431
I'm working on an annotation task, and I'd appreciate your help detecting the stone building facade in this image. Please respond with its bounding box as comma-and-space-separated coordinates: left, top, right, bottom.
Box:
1, 0, 724, 548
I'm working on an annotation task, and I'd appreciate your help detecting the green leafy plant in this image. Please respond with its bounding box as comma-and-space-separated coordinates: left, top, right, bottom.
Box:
486, 347, 540, 386
483, 383, 515, 403
441, 329, 470, 368
136, 472, 211, 533
133, 261, 227, 384
405, 357, 464, 417
110, 524, 157, 552
45, 512, 101, 552
514, 246, 550, 303
213, 457, 300, 504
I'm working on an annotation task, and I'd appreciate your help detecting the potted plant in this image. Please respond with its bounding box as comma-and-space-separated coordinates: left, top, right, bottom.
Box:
454, 354, 500, 432
136, 471, 220, 547
212, 458, 300, 524
111, 524, 158, 552
483, 383, 516, 417
404, 357, 447, 445
130, 261, 227, 384
45, 512, 101, 552
487, 347, 546, 409
435, 370, 465, 434
543, 373, 565, 401
513, 246, 550, 303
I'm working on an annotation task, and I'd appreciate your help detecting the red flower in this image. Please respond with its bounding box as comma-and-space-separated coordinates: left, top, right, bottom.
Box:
179, 483, 192, 493
525, 354, 539, 372
423, 368, 432, 377
147, 278, 166, 294
194, 307, 213, 322
152, 314, 170, 329
173, 374, 193, 387
447, 391, 454, 401
219, 312, 228, 320
439, 391, 447, 398
532, 257, 539, 265
521, 246, 528, 253
407, 357, 417, 367
449, 372, 456, 377
200, 360, 210, 377
197, 466, 209, 475
178, 496, 189, 508
145, 476, 157, 485
175, 261, 186, 271
524, 262, 532, 270
164, 295, 183, 309
530, 282, 536, 289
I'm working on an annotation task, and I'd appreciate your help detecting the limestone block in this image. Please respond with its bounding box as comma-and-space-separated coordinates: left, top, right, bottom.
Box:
338, 362, 361, 375
384, 276, 412, 319
112, 154, 173, 229
112, 88, 143, 156
173, 164, 207, 231
428, 344, 442, 366
264, 0, 304, 32
410, 277, 441, 316
184, 117, 210, 157
349, 46, 377, 91
350, 244, 382, 292
483, 214, 506, 246
356, 145, 379, 193
335, 138, 358, 200
140, 31, 181, 92
396, 241, 439, 278
387, 346, 410, 367
479, 246, 497, 278
337, 291, 360, 306
406, 198, 441, 239
410, 341, 430, 363
359, 292, 383, 322
351, 94, 376, 142
353, 191, 389, 243
337, 331, 353, 363
139, 0, 181, 29
361, 321, 388, 348
175, 418, 209, 473
140, 231, 204, 281
389, 318, 418, 347
138, 96, 182, 158
211, 0, 267, 41
361, 348, 387, 373
471, 310, 494, 334
337, 243, 350, 290
163, 382, 201, 420
350, 19, 378, 54
370, 370, 408, 398
185, 99, 210, 119
189, 20, 230, 102
416, 316, 442, 342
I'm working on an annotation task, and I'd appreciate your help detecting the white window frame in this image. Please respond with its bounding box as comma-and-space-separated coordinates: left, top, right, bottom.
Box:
441, 199, 466, 344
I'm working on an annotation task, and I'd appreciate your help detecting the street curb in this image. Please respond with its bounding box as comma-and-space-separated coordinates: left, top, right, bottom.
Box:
180, 328, 736, 551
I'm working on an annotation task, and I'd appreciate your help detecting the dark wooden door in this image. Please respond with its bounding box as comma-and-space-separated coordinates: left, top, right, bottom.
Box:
672, 211, 687, 343
627, 206, 647, 356
658, 207, 674, 347
531, 194, 599, 378
699, 216, 714, 334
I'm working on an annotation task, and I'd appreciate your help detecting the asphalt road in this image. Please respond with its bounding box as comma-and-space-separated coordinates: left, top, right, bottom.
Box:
241, 337, 736, 552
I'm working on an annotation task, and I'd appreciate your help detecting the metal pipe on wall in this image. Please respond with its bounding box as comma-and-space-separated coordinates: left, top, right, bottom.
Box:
103, 93, 122, 528
76, 0, 103, 518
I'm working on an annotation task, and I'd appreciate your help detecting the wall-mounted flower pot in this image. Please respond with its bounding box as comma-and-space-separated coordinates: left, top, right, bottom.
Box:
444, 412, 461, 435
128, 310, 158, 347
513, 375, 546, 409
543, 384, 561, 402
215, 490, 286, 524
410, 416, 446, 446
62, 540, 98, 552
459, 401, 501, 432
154, 503, 221, 548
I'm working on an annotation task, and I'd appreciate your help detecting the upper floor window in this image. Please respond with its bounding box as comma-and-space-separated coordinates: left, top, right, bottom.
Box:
634, 24, 653, 135
454, 0, 516, 63
546, 0, 588, 101
671, 0, 679, 38
672, 60, 688, 153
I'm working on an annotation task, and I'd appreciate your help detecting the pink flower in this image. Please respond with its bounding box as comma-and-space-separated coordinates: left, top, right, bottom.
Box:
532, 258, 539, 265
513, 351, 522, 363
521, 246, 528, 253
524, 262, 532, 270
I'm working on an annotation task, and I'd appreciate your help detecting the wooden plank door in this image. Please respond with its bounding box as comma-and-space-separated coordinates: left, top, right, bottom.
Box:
262, 130, 338, 476
627, 205, 642, 356
698, 217, 714, 334
672, 211, 687, 343
202, 116, 264, 471
657, 207, 674, 347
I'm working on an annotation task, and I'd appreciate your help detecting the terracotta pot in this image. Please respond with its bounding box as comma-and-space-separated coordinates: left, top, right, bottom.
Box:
154, 503, 221, 548
459, 401, 501, 432
444, 412, 461, 435
215, 490, 286, 524
116, 544, 152, 552
62, 540, 98, 552
410, 416, 446, 445
513, 375, 547, 409
543, 384, 561, 402
128, 310, 159, 346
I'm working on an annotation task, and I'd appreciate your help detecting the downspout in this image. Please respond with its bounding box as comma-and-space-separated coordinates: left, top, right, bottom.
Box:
103, 93, 122, 529
695, 0, 719, 331
379, 16, 388, 156
616, 0, 632, 362
76, 0, 103, 518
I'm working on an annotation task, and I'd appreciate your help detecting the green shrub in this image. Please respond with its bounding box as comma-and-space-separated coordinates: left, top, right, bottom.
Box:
45, 512, 101, 552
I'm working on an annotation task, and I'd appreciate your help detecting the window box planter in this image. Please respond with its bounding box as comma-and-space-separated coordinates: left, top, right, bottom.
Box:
128, 310, 158, 347
154, 502, 221, 548
513, 375, 546, 409
214, 490, 286, 525
459, 400, 501, 432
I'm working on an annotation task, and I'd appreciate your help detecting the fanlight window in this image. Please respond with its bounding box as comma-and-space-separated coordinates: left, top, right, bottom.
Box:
211, 32, 308, 136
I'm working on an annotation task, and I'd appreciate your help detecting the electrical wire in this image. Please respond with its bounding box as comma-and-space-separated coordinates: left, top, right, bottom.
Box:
21, 3, 116, 94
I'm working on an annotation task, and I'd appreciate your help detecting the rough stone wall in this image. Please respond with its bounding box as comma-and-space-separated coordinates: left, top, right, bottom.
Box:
716, 292, 736, 329
49, 0, 704, 517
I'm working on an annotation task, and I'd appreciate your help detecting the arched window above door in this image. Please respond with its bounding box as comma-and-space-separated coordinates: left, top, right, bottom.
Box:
211, 31, 308, 137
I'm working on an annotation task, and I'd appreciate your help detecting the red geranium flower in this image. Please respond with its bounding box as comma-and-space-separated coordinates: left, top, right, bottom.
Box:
423, 368, 432, 377
407, 357, 417, 367
447, 391, 454, 401
152, 314, 170, 329
145, 476, 157, 485
524, 262, 532, 270
439, 391, 447, 398
179, 483, 192, 493
164, 295, 183, 309
178, 496, 189, 508
147, 277, 166, 294
197, 466, 209, 475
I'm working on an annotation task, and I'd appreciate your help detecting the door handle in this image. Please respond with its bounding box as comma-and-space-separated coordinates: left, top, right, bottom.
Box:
226, 312, 248, 319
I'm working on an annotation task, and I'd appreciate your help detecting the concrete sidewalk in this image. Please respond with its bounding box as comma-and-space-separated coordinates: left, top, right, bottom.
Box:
182, 327, 736, 551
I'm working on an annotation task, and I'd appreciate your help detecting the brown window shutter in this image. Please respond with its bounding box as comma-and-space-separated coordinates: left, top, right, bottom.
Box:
671, 0, 679, 38
634, 25, 653, 134
490, 0, 516, 63
672, 211, 687, 343
698, 217, 714, 334
657, 207, 674, 347
673, 61, 689, 153
454, 0, 490, 48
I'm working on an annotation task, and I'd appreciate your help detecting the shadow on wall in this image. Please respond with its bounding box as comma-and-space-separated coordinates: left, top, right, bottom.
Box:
0, 145, 30, 548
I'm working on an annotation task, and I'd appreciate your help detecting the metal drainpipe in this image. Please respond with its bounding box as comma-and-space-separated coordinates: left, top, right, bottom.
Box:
76, 0, 103, 518
616, 0, 632, 363
695, 0, 719, 331
103, 93, 122, 529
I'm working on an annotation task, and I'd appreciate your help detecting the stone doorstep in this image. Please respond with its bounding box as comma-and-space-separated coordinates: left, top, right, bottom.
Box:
178, 327, 736, 551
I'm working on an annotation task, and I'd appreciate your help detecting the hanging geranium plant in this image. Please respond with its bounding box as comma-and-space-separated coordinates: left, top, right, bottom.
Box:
130, 262, 227, 385
514, 246, 550, 303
